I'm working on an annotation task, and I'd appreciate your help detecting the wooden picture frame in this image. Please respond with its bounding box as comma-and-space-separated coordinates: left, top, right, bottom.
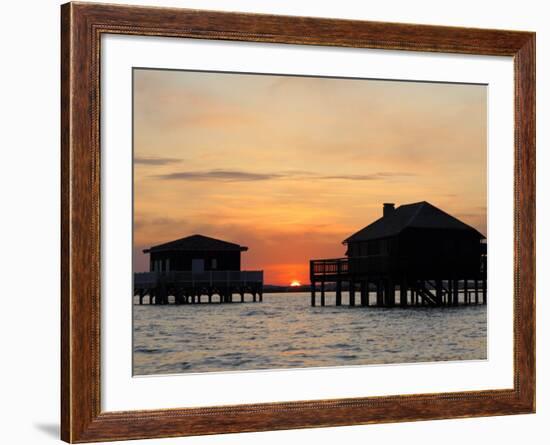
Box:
61, 2, 535, 442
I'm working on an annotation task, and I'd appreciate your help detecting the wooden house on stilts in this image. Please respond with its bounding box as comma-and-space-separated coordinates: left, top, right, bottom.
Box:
134, 234, 263, 305
310, 202, 487, 307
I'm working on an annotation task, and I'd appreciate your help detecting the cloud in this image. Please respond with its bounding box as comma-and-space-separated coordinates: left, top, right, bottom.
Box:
134, 156, 182, 166
155, 170, 284, 181
322, 172, 416, 181
133, 216, 188, 231
154, 169, 416, 182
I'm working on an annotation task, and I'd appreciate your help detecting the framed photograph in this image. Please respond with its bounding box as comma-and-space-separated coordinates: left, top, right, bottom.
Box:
61, 2, 535, 442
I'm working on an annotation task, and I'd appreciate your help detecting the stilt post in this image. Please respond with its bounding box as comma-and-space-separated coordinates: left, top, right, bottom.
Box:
385, 279, 395, 307
376, 280, 384, 306
452, 278, 459, 306
360, 280, 368, 306
436, 279, 443, 305
335, 280, 342, 306
349, 280, 355, 306
400, 278, 408, 307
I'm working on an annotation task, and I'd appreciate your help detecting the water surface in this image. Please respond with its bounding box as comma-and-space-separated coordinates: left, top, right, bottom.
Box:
133, 292, 486, 375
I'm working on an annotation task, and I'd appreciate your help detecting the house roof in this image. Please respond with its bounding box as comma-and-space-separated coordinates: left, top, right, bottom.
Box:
143, 234, 248, 253
344, 201, 485, 243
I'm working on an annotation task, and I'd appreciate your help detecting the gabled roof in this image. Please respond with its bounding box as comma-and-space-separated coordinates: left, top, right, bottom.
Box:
143, 234, 248, 253
344, 201, 485, 243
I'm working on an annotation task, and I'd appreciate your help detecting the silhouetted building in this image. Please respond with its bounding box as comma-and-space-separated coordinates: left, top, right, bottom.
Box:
344, 201, 486, 279
135, 234, 263, 305
143, 234, 248, 273
310, 201, 487, 308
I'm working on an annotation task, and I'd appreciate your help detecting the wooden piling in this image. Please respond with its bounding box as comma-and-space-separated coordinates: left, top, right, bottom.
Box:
335, 280, 342, 306
311, 282, 316, 306
321, 280, 326, 307
360, 280, 368, 306
400, 279, 408, 307
349, 281, 356, 306
452, 278, 459, 306
385, 279, 395, 307
436, 279, 443, 305
376, 280, 384, 306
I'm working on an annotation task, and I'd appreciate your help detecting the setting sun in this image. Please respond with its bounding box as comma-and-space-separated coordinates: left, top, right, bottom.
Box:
290, 280, 301, 287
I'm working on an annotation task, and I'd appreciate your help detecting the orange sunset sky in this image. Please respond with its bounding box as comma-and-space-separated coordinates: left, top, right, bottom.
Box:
133, 69, 487, 286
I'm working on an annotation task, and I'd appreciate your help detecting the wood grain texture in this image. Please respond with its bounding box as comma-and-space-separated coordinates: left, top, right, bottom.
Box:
60, 2, 536, 442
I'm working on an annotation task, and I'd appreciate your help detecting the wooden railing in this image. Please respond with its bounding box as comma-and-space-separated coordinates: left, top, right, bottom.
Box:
310, 258, 349, 279
310, 254, 487, 281
134, 270, 263, 287
310, 256, 394, 279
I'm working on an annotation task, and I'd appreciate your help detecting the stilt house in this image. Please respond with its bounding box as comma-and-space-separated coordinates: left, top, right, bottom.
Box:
310, 202, 487, 307
134, 234, 263, 305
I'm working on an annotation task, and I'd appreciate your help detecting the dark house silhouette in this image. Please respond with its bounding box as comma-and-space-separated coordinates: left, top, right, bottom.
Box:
135, 234, 263, 305
345, 201, 485, 279
143, 234, 248, 273
310, 201, 487, 307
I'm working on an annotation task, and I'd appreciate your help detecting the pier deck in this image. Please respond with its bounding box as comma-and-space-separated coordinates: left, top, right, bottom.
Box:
134, 270, 263, 305
310, 257, 486, 308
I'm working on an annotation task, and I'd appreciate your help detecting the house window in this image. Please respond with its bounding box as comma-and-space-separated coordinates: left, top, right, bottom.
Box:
211, 258, 217, 269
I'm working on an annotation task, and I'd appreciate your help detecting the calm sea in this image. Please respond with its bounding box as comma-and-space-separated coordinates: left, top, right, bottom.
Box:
133, 292, 486, 376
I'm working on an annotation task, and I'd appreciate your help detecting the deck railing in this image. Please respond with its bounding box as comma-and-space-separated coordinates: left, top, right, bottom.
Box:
310, 256, 393, 279
311, 254, 487, 281
310, 258, 349, 278
134, 270, 263, 287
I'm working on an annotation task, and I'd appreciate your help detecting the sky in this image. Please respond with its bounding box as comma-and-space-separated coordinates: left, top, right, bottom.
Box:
133, 69, 487, 286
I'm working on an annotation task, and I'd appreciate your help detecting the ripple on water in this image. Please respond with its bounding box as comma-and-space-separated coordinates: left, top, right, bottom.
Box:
133, 293, 487, 375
